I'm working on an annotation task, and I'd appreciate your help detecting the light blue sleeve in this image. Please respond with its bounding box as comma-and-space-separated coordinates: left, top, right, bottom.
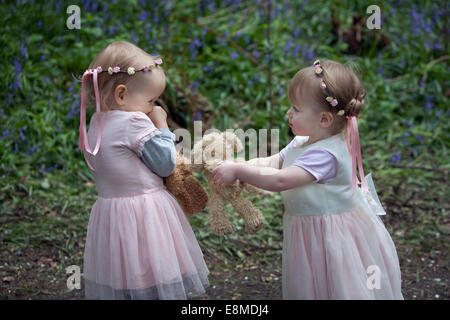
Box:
139, 129, 177, 177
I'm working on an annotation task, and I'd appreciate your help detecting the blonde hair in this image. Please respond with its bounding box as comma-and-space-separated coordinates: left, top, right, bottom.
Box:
85, 41, 162, 111
288, 60, 366, 133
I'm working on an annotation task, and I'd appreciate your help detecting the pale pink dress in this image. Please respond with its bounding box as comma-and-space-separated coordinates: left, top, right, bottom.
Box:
82, 110, 209, 300
281, 132, 404, 300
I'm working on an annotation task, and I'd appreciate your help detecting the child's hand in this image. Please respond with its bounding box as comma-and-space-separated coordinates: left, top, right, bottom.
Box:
147, 106, 168, 129
212, 161, 239, 187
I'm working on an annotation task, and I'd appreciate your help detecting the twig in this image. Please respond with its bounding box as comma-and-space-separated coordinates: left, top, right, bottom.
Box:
384, 55, 450, 83
387, 163, 448, 174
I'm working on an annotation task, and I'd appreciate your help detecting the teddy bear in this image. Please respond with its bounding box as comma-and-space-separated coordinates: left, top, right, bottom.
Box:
191, 131, 266, 236
164, 151, 209, 215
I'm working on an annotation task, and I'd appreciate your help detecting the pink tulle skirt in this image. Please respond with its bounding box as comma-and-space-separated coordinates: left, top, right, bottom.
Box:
282, 206, 404, 300
83, 190, 209, 300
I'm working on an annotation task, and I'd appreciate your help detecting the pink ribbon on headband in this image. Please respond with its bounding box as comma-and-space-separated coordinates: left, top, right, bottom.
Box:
78, 68, 103, 171
345, 116, 368, 194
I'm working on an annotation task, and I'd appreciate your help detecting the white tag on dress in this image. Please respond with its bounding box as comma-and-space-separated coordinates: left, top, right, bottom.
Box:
361, 173, 386, 215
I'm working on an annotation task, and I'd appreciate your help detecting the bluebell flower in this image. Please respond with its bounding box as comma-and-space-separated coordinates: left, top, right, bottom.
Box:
109, 26, 117, 35
252, 50, 261, 59
2, 129, 9, 137
12, 79, 21, 91
411, 6, 420, 35
138, 12, 150, 22
19, 126, 27, 141
377, 67, 383, 75
415, 134, 423, 143
292, 44, 301, 56
14, 57, 22, 74
424, 96, 434, 112
14, 143, 18, 153
39, 165, 45, 175
284, 40, 292, 53
37, 20, 43, 29
67, 107, 75, 119
54, 0, 62, 12
40, 54, 46, 61
194, 110, 202, 121
190, 38, 203, 59
25, 146, 38, 156
293, 27, 300, 38
188, 81, 199, 93
391, 152, 401, 164
303, 48, 314, 61
230, 51, 239, 59
130, 30, 137, 44
208, 2, 217, 12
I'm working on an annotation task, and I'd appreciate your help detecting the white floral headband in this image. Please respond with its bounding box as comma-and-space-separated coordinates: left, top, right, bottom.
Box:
313, 59, 345, 116
78, 57, 163, 171
83, 58, 163, 77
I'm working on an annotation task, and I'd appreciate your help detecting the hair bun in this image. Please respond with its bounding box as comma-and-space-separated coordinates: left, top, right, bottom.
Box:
346, 92, 365, 117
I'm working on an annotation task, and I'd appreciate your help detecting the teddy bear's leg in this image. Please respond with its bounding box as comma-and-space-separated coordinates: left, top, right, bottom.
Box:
228, 196, 265, 234
209, 192, 236, 236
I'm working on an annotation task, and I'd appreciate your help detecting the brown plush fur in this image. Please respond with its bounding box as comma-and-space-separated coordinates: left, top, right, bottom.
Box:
191, 132, 266, 236
165, 152, 209, 215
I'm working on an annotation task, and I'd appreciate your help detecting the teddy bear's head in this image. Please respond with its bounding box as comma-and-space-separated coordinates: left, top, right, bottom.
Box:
191, 131, 243, 172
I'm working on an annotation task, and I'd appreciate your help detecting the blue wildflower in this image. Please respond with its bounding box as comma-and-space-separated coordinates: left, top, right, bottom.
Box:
303, 48, 314, 61
194, 110, 202, 121
230, 51, 239, 59
424, 96, 434, 112
377, 67, 383, 75
391, 152, 401, 164
19, 126, 27, 141
20, 43, 27, 57
14, 57, 22, 74
25, 146, 38, 156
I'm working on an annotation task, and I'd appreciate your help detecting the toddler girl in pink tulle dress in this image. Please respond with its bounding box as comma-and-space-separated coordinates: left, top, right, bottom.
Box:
213, 60, 404, 300
79, 41, 209, 300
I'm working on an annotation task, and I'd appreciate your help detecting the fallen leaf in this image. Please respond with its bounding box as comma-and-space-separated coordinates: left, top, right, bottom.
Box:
3, 276, 15, 283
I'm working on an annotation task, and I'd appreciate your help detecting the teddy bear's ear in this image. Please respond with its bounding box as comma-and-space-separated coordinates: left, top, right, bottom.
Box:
223, 131, 243, 153
202, 132, 220, 147
191, 141, 203, 170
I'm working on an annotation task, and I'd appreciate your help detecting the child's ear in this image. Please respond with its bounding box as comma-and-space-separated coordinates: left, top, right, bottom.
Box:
319, 111, 334, 129
114, 84, 128, 106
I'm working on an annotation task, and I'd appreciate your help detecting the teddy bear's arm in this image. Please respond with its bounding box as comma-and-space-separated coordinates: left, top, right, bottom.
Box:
246, 153, 282, 169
